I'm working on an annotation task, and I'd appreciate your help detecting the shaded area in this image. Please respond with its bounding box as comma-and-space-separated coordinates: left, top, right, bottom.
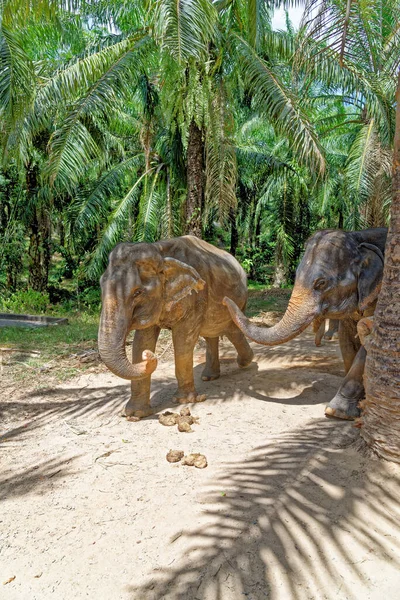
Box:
130, 420, 400, 600
1, 355, 341, 443
0, 384, 127, 443
0, 456, 79, 501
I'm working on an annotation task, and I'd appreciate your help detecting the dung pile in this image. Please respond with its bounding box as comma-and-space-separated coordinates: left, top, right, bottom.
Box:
158, 408, 199, 433
166, 450, 207, 468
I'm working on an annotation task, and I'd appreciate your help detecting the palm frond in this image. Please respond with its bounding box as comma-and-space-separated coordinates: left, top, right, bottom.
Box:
156, 0, 217, 63
205, 81, 237, 222
0, 25, 35, 160
42, 35, 151, 188
69, 153, 143, 236
87, 167, 154, 278
235, 35, 325, 174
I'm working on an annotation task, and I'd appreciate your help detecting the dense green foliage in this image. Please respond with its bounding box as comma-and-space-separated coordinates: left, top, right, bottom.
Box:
0, 0, 398, 309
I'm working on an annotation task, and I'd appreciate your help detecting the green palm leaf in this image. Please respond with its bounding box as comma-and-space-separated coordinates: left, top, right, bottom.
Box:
235, 35, 325, 174
156, 0, 217, 63
42, 35, 151, 188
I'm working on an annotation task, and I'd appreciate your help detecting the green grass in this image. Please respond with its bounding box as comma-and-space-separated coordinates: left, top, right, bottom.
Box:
1, 312, 99, 359
246, 287, 291, 317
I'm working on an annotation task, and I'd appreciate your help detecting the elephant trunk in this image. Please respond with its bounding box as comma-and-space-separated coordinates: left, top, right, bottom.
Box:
98, 300, 157, 380
223, 286, 318, 346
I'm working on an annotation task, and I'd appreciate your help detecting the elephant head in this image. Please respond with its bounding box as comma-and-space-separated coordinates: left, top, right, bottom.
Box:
98, 242, 205, 379
223, 230, 384, 346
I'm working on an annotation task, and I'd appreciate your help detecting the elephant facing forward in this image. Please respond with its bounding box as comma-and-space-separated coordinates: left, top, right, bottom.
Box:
223, 228, 387, 420
99, 235, 254, 418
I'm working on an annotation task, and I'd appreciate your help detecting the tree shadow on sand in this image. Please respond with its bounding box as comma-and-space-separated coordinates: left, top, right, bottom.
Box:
0, 455, 80, 500
129, 419, 400, 600
1, 360, 341, 444
1, 329, 343, 443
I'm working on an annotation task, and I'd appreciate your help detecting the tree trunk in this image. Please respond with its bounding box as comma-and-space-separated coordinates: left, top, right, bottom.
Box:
229, 207, 238, 256
27, 164, 51, 292
184, 119, 204, 237
360, 71, 400, 462
28, 211, 51, 292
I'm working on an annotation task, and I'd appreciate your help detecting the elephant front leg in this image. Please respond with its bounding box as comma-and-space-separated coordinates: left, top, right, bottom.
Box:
325, 346, 366, 420
338, 318, 361, 373
201, 337, 220, 381
172, 326, 206, 404
124, 326, 160, 419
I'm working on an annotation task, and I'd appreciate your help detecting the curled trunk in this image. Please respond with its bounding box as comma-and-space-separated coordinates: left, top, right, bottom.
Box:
223, 287, 317, 346
98, 302, 157, 380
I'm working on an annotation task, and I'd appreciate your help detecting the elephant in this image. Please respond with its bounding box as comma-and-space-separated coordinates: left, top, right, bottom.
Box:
313, 318, 339, 346
223, 228, 387, 420
98, 235, 254, 419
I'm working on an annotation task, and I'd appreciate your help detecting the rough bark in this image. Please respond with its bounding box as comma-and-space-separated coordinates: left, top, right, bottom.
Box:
360, 71, 400, 462
184, 119, 204, 237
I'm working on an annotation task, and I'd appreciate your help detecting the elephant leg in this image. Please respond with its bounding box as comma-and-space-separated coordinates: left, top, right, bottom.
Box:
225, 325, 254, 368
124, 326, 160, 418
202, 337, 221, 381
313, 318, 326, 346
172, 324, 206, 404
324, 319, 339, 340
325, 346, 366, 420
338, 319, 361, 374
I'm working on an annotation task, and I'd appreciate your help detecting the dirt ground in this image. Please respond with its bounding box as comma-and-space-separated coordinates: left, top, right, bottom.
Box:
1, 326, 400, 600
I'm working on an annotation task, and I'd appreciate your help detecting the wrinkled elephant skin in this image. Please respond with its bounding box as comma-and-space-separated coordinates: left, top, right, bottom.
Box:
223, 228, 387, 420
99, 236, 254, 418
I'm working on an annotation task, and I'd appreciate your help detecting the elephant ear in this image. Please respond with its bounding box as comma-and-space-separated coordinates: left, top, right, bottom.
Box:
162, 257, 206, 312
357, 243, 384, 312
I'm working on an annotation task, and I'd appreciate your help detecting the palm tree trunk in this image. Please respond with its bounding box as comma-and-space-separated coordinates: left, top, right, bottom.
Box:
27, 164, 51, 292
229, 207, 238, 256
360, 71, 400, 462
184, 119, 204, 237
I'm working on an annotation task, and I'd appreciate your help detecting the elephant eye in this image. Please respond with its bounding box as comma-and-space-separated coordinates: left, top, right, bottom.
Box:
314, 278, 328, 291
132, 287, 144, 300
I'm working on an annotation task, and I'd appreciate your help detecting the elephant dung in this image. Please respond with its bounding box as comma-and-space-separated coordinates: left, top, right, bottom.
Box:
177, 420, 193, 433
159, 411, 179, 426
180, 407, 191, 417
181, 453, 208, 468
166, 450, 184, 463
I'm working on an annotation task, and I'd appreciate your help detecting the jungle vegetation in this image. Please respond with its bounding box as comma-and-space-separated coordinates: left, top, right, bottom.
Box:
0, 0, 399, 460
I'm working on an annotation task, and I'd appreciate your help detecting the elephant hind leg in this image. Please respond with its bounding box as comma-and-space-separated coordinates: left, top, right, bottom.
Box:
202, 337, 221, 381
313, 318, 326, 346
225, 325, 254, 369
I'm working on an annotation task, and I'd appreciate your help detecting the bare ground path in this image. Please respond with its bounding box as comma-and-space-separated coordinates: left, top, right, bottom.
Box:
1, 329, 400, 599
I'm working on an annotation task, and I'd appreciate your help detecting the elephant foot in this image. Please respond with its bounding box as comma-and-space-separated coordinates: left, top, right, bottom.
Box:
173, 391, 207, 404
123, 401, 154, 420
237, 349, 254, 369
201, 368, 220, 382
325, 394, 361, 421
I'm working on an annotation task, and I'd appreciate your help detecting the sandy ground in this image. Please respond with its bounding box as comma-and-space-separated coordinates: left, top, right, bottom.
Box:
1, 328, 400, 600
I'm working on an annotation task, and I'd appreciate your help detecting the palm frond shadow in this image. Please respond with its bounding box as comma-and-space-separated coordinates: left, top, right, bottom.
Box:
0, 455, 80, 501
130, 420, 400, 600
0, 384, 128, 443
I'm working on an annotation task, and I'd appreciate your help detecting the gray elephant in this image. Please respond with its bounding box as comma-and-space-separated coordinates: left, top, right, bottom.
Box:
99, 235, 254, 419
223, 228, 387, 420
